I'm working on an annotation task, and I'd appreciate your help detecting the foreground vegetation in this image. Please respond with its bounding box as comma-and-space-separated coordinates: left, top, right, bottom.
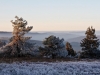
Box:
0, 61, 100, 75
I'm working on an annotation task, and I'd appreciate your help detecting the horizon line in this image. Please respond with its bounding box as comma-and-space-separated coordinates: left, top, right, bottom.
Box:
1, 30, 100, 32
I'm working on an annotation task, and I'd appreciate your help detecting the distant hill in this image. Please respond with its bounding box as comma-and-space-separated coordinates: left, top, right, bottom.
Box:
67, 36, 85, 42
0, 31, 100, 52
67, 35, 100, 42
0, 31, 80, 41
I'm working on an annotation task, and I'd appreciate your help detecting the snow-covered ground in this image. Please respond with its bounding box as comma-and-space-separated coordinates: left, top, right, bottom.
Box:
0, 61, 100, 75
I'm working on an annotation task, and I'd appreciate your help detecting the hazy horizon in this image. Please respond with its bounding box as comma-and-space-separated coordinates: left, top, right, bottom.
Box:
0, 30, 100, 32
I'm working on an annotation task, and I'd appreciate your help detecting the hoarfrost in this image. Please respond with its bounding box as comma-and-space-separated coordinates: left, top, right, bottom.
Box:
0, 61, 100, 75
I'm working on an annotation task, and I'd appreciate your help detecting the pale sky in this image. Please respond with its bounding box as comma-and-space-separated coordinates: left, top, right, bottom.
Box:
0, 0, 100, 31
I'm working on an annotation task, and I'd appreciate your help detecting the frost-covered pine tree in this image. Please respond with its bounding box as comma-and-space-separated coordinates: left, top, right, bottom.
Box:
80, 26, 100, 58
0, 16, 33, 57
39, 35, 67, 58
66, 42, 76, 56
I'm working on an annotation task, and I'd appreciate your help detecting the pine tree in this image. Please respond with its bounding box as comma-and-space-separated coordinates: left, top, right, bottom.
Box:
80, 26, 100, 58
0, 16, 33, 57
39, 35, 65, 58
66, 42, 76, 56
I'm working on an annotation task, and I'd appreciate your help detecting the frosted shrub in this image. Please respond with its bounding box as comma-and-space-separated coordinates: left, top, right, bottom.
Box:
39, 35, 67, 58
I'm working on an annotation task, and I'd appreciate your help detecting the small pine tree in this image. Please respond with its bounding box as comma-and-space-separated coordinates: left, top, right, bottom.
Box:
39, 35, 65, 58
66, 42, 76, 56
80, 26, 100, 58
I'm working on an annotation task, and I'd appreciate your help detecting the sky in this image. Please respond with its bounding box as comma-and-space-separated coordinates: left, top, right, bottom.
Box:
0, 0, 100, 31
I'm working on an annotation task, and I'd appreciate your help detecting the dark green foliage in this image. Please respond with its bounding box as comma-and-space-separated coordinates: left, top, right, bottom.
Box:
80, 26, 100, 58
39, 35, 65, 58
43, 35, 64, 48
0, 40, 6, 47
39, 46, 57, 58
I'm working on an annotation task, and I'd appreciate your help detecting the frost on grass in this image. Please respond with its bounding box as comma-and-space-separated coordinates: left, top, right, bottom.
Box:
0, 61, 100, 75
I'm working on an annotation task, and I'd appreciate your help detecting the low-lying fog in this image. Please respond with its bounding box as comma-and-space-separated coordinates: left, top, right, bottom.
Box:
0, 31, 100, 51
